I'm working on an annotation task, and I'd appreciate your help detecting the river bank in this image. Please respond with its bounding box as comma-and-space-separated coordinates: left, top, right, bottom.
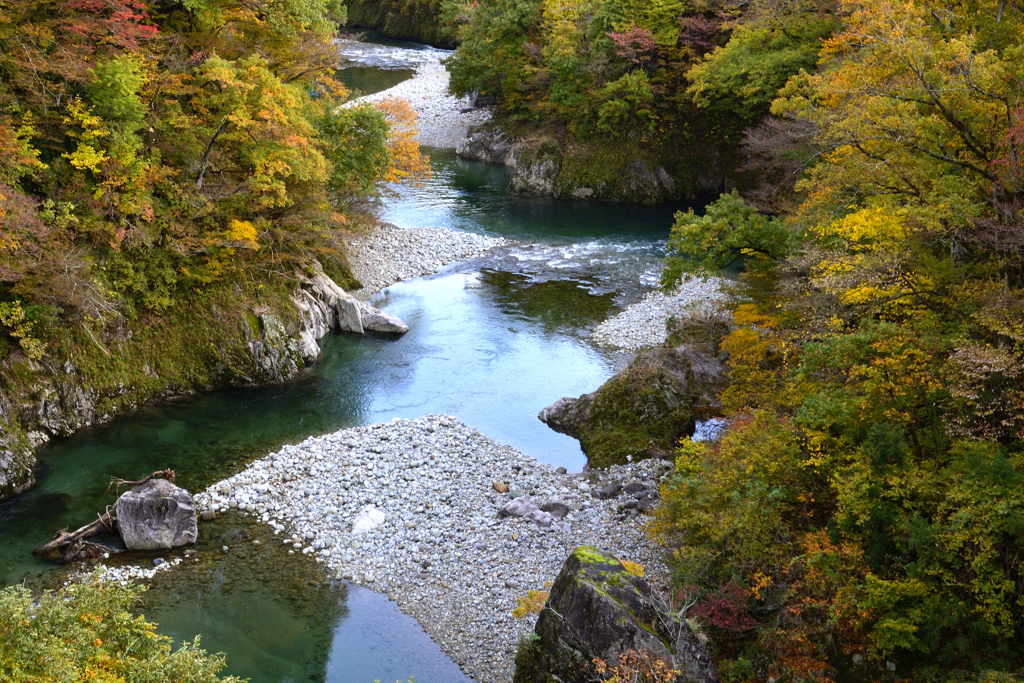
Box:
192, 415, 671, 683
592, 277, 726, 352
344, 223, 507, 297
345, 43, 490, 149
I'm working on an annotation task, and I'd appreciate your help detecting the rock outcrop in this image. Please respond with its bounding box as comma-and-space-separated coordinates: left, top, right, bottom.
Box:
0, 392, 35, 498
345, 0, 456, 48
458, 125, 691, 203
291, 262, 410, 362
115, 478, 198, 550
539, 346, 724, 466
514, 546, 715, 683
0, 264, 403, 502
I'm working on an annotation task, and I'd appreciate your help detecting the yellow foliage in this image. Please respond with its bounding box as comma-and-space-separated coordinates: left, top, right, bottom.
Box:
373, 98, 431, 184
618, 559, 645, 577
0, 300, 45, 360
224, 220, 260, 250
807, 206, 930, 317
512, 589, 549, 618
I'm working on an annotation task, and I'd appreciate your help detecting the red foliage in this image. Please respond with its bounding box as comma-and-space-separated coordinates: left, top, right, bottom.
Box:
0, 182, 50, 283
690, 582, 757, 636
678, 15, 723, 53
62, 0, 159, 51
606, 26, 658, 66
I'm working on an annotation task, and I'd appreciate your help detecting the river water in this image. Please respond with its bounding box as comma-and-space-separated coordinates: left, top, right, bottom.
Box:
0, 40, 693, 683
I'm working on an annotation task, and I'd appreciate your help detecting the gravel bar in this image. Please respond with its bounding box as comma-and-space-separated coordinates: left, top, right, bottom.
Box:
352, 54, 491, 149
345, 223, 507, 297
592, 277, 726, 352
193, 415, 673, 683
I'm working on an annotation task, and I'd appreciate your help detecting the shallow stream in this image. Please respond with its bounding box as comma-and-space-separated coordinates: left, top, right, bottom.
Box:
0, 39, 693, 683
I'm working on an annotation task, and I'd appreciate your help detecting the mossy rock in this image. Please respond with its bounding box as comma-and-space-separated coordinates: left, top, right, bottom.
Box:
514, 545, 715, 683
539, 347, 723, 467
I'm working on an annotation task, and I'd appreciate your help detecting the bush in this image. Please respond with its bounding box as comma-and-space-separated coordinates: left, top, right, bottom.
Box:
0, 575, 242, 683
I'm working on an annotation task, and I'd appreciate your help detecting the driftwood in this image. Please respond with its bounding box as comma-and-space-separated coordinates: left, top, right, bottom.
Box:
33, 510, 117, 557
34, 469, 176, 562
63, 538, 120, 563
107, 468, 175, 496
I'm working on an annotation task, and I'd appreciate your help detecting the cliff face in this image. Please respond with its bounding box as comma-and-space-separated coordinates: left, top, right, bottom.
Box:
458, 124, 729, 204
0, 265, 404, 502
345, 0, 455, 48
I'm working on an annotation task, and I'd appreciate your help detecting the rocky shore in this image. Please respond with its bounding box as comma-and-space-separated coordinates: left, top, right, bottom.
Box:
192, 415, 672, 683
352, 54, 491, 149
593, 277, 725, 352
344, 223, 507, 297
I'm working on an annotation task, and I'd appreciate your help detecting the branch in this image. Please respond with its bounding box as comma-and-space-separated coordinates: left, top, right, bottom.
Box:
107, 468, 176, 496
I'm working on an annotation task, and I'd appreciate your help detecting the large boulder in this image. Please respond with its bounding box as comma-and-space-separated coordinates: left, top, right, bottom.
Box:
515, 546, 715, 683
358, 302, 410, 334
115, 478, 198, 550
539, 346, 723, 467
293, 262, 409, 347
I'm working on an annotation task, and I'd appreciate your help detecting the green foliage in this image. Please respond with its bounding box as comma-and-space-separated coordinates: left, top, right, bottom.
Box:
655, 0, 1024, 678
90, 55, 147, 126
688, 17, 835, 133
0, 576, 242, 683
662, 191, 794, 287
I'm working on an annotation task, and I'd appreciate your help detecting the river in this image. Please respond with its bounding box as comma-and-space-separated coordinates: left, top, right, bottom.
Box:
0, 37, 693, 683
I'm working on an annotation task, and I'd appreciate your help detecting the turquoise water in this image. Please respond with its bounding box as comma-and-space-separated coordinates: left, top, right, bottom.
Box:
0, 121, 689, 683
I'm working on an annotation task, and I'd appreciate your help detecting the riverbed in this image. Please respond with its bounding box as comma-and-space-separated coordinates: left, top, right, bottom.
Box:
0, 38, 698, 683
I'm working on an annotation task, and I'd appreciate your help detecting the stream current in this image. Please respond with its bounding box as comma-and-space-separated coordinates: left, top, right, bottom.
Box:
0, 38, 694, 683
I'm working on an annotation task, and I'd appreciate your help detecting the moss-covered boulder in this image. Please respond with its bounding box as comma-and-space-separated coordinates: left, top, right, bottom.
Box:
514, 546, 715, 683
539, 346, 723, 467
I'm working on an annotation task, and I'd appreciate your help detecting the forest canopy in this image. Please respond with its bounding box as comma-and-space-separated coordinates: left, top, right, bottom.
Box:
652, 0, 1024, 679
0, 0, 427, 356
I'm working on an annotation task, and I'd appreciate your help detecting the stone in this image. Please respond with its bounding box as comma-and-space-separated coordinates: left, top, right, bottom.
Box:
623, 482, 646, 495
200, 510, 216, 521
555, 467, 567, 475
598, 482, 622, 500
358, 302, 410, 334
498, 497, 555, 528
352, 505, 386, 534
114, 478, 198, 551
540, 502, 570, 520
493, 481, 510, 493
514, 546, 715, 683
539, 346, 725, 467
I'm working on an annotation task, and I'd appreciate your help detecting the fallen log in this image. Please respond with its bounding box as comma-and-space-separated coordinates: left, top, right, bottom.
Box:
33, 511, 117, 556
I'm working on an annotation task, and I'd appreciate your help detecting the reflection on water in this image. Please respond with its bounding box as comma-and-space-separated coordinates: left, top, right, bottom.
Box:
336, 67, 415, 97
141, 513, 471, 683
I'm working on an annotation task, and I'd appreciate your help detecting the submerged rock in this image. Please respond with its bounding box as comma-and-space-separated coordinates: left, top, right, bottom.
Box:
514, 546, 715, 683
539, 346, 723, 467
115, 478, 198, 550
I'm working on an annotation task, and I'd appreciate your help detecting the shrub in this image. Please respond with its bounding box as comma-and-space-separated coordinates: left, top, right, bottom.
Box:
0, 575, 242, 683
